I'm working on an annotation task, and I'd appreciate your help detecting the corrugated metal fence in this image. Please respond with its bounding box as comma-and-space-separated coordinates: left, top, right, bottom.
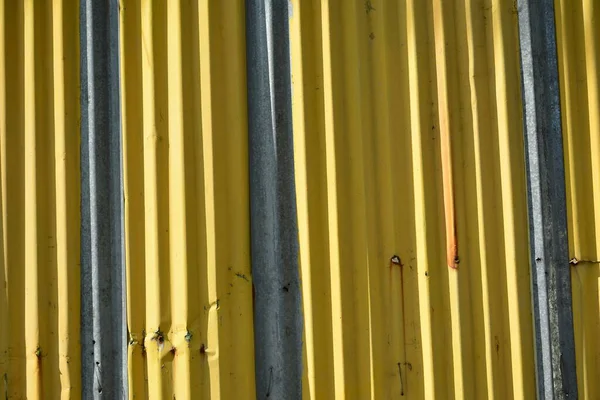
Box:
1, 1, 81, 398
292, 0, 534, 398
0, 0, 596, 399
555, 0, 600, 398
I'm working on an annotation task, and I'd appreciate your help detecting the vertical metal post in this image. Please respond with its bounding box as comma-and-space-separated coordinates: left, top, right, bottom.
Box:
246, 0, 303, 398
80, 0, 127, 397
517, 0, 578, 398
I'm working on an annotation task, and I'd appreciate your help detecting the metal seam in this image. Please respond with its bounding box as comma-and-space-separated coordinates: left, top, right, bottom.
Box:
517, 0, 578, 398
80, 0, 127, 398
246, 0, 303, 398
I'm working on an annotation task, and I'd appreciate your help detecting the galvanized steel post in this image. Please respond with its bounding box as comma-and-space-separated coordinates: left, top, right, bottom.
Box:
80, 0, 127, 397
517, 0, 578, 398
246, 0, 303, 398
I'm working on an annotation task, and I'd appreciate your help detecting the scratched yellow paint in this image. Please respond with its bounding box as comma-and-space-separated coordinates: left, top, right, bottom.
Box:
0, 0, 81, 399
555, 1, 600, 398
290, 0, 535, 398
119, 0, 255, 398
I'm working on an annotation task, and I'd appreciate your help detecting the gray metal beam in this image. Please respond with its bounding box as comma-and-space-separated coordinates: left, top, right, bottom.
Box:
246, 1, 303, 399
80, 0, 127, 397
517, 1, 578, 398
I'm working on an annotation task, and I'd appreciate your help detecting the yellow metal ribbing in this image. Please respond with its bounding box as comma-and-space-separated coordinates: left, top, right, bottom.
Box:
52, 1, 80, 398
290, 1, 335, 399
555, 0, 600, 398
489, 1, 533, 398
120, 1, 255, 399
0, 1, 80, 399
0, 2, 27, 396
290, 0, 534, 398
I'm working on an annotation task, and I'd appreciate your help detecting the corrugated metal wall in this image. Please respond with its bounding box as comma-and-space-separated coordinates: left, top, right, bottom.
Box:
555, 0, 600, 398
0, 0, 594, 398
119, 1, 255, 398
290, 0, 535, 398
0, 1, 81, 399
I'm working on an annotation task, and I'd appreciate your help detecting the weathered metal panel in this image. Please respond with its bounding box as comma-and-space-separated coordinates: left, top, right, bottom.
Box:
2, 0, 598, 398
246, 1, 303, 399
0, 0, 81, 398
517, 0, 578, 398
119, 0, 256, 398
290, 0, 536, 398
80, 0, 127, 398
555, 0, 600, 398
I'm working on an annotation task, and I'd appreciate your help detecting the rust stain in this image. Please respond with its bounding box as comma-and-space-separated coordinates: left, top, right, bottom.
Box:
390, 255, 403, 266
495, 336, 500, 357
398, 362, 404, 396
152, 329, 165, 345
569, 257, 600, 266
433, 0, 459, 270
439, 112, 458, 270
141, 329, 147, 356
391, 255, 408, 396
35, 346, 42, 395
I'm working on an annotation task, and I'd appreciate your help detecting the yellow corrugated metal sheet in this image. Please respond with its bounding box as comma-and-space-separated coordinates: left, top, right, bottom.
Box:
2, 0, 597, 398
290, 0, 535, 398
555, 1, 600, 398
119, 1, 255, 398
0, 1, 81, 398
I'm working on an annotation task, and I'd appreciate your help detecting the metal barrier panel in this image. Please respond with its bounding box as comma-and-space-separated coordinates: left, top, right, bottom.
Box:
555, 0, 600, 398
119, 0, 255, 398
80, 0, 127, 397
2, 0, 597, 398
0, 1, 81, 398
290, 0, 535, 398
246, 1, 303, 399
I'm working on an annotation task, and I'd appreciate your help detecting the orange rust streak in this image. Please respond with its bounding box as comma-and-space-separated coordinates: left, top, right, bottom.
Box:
434, 3, 459, 270
441, 126, 458, 270
399, 261, 408, 394
390, 256, 408, 394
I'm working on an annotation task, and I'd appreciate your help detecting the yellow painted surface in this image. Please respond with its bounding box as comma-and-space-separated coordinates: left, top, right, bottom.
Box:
119, 0, 255, 398
555, 1, 600, 398
0, 0, 81, 399
1, 0, 595, 398
290, 0, 535, 398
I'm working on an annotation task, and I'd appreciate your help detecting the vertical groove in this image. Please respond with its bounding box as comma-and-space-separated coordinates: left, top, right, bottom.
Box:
140, 1, 171, 398
494, 1, 535, 397
291, 0, 535, 398
0, 1, 6, 394
121, 0, 255, 398
392, 2, 424, 397
1, 1, 26, 397
290, 0, 335, 398
555, 0, 600, 398
56, 0, 82, 397
407, 0, 439, 396
23, 1, 41, 395
166, 0, 190, 398
1, 0, 80, 398
120, 0, 147, 398
319, 0, 346, 394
